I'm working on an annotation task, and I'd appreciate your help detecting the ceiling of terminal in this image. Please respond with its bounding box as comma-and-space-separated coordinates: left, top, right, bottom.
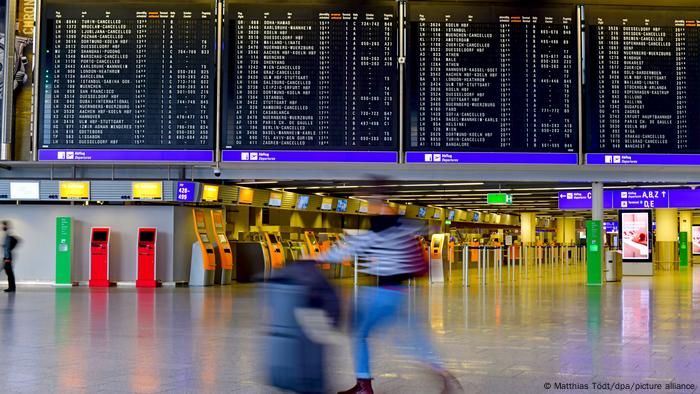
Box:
234, 180, 696, 217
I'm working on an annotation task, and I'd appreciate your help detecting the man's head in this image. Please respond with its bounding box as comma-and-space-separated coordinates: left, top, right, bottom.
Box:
2, 221, 9, 232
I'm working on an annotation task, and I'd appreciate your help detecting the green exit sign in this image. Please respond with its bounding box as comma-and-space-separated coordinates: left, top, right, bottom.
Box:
487, 193, 513, 205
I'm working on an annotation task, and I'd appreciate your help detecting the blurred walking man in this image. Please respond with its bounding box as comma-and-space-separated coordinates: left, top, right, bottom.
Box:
3, 221, 18, 293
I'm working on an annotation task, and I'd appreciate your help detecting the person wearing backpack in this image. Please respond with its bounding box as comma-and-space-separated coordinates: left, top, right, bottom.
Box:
315, 200, 462, 394
2, 220, 18, 293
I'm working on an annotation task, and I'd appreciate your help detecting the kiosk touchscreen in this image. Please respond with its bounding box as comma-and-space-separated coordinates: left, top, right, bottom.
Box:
89, 228, 115, 287
190, 209, 216, 286
264, 232, 285, 269
136, 228, 160, 288
429, 234, 451, 283
210, 211, 233, 285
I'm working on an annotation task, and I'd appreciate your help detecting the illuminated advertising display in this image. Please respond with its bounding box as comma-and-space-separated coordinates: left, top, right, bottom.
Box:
692, 226, 700, 256
619, 210, 652, 262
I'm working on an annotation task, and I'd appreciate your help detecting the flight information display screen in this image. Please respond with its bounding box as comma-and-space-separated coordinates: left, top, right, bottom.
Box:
222, 1, 399, 163
405, 3, 579, 165
37, 0, 216, 162
586, 7, 700, 165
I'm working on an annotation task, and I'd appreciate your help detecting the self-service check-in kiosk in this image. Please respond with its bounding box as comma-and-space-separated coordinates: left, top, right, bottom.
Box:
89, 227, 115, 287
190, 209, 216, 286
430, 234, 451, 283
303, 231, 320, 258
263, 232, 285, 270
210, 211, 233, 285
136, 228, 160, 288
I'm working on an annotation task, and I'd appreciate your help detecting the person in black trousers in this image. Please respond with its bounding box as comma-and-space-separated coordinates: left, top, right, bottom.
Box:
2, 221, 17, 293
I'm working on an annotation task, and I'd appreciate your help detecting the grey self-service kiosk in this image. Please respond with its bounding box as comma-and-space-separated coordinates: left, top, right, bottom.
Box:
429, 234, 451, 284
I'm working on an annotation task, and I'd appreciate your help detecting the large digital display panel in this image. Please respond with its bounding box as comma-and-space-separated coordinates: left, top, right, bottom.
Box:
692, 225, 700, 256
619, 210, 652, 262
559, 188, 700, 210
222, 1, 399, 163
586, 6, 700, 165
405, 2, 578, 165
37, 0, 217, 162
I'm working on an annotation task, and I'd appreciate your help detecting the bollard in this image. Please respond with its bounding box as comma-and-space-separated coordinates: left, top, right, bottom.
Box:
463, 246, 469, 288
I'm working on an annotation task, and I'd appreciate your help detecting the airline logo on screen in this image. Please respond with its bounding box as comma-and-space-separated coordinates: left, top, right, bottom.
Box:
604, 155, 637, 165
241, 152, 266, 161
423, 153, 458, 163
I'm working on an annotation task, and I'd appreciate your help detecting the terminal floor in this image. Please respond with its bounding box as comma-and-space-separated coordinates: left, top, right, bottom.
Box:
1, 266, 700, 393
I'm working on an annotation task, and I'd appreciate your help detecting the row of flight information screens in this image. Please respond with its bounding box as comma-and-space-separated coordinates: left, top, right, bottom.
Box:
36, 0, 700, 165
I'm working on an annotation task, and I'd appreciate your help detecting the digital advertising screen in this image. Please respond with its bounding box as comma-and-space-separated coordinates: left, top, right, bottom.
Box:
692, 226, 700, 256
586, 6, 700, 165
619, 210, 652, 262
405, 2, 578, 165
222, 1, 399, 163
37, 0, 217, 162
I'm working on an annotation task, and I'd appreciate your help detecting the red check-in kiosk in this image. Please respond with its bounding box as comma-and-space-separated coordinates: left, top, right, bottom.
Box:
136, 228, 160, 288
210, 211, 233, 285
89, 227, 115, 287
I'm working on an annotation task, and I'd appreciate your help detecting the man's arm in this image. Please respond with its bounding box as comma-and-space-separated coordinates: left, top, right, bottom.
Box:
314, 232, 372, 263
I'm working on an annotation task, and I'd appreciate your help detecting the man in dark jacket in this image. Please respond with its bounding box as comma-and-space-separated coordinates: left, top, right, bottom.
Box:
2, 221, 17, 292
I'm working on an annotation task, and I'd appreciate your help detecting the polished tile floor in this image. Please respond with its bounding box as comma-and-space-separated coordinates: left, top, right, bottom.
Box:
1, 264, 700, 393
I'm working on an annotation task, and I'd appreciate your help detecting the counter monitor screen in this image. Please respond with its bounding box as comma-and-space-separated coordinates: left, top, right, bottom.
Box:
586, 7, 700, 163
418, 207, 427, 218
296, 195, 310, 210
406, 3, 578, 164
268, 234, 278, 244
200, 234, 210, 244
38, 0, 217, 161
223, 1, 398, 160
336, 199, 348, 213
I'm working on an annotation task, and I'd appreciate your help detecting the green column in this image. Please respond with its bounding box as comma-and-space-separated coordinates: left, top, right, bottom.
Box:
55, 217, 73, 286
679, 231, 689, 268
586, 220, 603, 286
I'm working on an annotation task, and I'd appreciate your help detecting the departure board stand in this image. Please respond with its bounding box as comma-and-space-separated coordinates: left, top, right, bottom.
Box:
398, 0, 407, 163
31, 0, 45, 161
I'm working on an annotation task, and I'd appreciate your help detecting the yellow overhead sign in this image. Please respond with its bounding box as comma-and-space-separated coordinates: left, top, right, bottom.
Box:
132, 182, 163, 200
202, 185, 220, 202
60, 181, 90, 200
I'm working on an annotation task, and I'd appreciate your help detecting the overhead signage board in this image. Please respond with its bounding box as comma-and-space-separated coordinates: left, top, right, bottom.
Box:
175, 182, 198, 203
37, 0, 217, 162
10, 182, 40, 200
559, 188, 699, 210
222, 2, 398, 164
132, 182, 163, 200
59, 181, 90, 200
487, 193, 513, 205
604, 221, 618, 234
201, 185, 220, 202
405, 4, 578, 165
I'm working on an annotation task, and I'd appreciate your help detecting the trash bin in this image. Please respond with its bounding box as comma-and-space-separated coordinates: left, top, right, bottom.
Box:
605, 250, 622, 282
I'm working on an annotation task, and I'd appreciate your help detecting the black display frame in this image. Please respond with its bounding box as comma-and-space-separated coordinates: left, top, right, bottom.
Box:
618, 209, 653, 263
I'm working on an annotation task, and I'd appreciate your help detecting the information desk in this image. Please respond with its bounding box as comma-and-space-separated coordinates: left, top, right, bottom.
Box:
222, 1, 399, 163
37, 0, 216, 162
405, 3, 578, 165
586, 6, 700, 165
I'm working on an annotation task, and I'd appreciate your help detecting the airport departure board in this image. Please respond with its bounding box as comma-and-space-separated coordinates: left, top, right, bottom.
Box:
405, 3, 579, 165
37, 0, 216, 162
222, 2, 399, 163
586, 7, 700, 165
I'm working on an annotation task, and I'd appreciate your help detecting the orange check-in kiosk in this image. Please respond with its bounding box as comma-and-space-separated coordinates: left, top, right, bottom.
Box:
189, 209, 216, 286
89, 227, 115, 287
263, 232, 285, 269
429, 234, 450, 284
136, 228, 160, 288
210, 210, 233, 285
303, 231, 320, 258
